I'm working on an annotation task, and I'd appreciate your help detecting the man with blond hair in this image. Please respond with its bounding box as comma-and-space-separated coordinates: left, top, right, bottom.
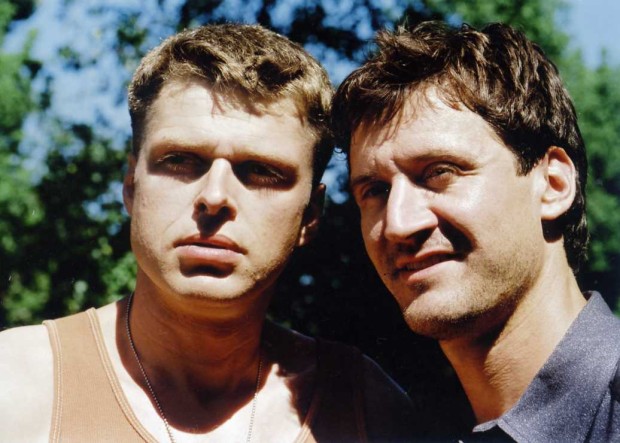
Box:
0, 23, 414, 442
333, 21, 620, 441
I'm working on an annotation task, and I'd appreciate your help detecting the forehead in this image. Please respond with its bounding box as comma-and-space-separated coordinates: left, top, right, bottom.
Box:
146, 78, 302, 130
142, 78, 316, 164
349, 88, 507, 175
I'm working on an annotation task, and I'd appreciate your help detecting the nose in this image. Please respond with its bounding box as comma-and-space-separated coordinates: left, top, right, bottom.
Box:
384, 177, 438, 243
194, 159, 237, 219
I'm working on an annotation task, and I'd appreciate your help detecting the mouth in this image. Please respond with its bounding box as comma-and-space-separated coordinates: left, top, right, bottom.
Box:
175, 234, 244, 254
182, 265, 231, 277
393, 252, 459, 277
175, 234, 244, 272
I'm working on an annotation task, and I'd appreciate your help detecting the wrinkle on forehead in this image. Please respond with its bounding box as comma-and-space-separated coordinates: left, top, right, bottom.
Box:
351, 85, 505, 159
154, 77, 306, 126
351, 86, 442, 154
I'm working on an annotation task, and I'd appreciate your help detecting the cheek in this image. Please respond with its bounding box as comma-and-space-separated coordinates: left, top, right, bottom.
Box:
361, 216, 384, 256
131, 184, 189, 243
254, 198, 306, 241
456, 181, 539, 247
141, 175, 198, 209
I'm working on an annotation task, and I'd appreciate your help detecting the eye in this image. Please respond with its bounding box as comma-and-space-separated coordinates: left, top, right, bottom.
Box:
356, 181, 390, 204
235, 161, 287, 187
156, 152, 204, 175
420, 163, 460, 189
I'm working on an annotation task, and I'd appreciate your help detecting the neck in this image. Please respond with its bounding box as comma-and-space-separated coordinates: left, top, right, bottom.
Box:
440, 260, 586, 424
118, 274, 272, 431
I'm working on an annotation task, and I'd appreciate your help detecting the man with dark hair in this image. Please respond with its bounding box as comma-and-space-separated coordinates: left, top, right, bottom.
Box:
0, 24, 414, 442
333, 21, 620, 441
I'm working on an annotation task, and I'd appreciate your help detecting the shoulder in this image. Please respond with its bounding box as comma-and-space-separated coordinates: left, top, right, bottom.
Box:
265, 327, 418, 441
360, 355, 418, 442
612, 357, 620, 399
263, 321, 316, 372
313, 339, 417, 441
0, 323, 53, 386
0, 324, 54, 441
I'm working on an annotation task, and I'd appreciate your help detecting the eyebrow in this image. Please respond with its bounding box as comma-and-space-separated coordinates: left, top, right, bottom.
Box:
349, 147, 481, 189
150, 140, 302, 173
409, 149, 475, 162
148, 140, 216, 154
349, 174, 375, 192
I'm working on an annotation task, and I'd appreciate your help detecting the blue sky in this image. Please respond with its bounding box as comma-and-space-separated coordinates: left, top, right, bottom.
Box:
564, 0, 620, 66
4, 0, 620, 196
7, 0, 620, 124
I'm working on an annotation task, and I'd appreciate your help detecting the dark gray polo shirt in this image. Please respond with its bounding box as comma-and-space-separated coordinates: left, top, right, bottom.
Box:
467, 292, 620, 442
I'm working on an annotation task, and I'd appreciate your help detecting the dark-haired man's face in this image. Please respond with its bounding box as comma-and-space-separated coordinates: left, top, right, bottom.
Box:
349, 89, 549, 340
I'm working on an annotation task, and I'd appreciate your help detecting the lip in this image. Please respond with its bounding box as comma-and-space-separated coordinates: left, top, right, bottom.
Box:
393, 251, 460, 278
175, 234, 245, 269
175, 234, 245, 253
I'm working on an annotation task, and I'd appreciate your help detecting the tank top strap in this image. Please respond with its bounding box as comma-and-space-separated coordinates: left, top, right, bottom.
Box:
44, 309, 153, 442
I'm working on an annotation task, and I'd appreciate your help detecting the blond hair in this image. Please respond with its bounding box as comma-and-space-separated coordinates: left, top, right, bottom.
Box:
128, 23, 333, 185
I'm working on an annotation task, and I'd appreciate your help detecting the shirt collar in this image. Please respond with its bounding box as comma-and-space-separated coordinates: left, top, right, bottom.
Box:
472, 292, 620, 442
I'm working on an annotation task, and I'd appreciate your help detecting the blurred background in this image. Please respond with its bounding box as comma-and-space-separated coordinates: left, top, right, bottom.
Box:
2, 0, 619, 438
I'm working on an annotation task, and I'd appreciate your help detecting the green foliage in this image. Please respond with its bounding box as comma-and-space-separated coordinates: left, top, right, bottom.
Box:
3, 271, 50, 324
0, 2, 35, 147
572, 62, 620, 271
0, 0, 40, 326
10, 121, 131, 322
427, 0, 569, 58
0, 55, 31, 133
0, 1, 15, 37
558, 52, 620, 306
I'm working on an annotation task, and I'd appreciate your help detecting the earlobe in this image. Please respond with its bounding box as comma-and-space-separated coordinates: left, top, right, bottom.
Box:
297, 184, 326, 247
539, 147, 576, 221
123, 154, 137, 216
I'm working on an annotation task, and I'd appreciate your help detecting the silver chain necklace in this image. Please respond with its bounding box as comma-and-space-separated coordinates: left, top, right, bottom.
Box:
125, 292, 263, 443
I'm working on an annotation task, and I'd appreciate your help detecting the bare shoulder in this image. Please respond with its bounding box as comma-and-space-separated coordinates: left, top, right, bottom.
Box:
362, 355, 418, 442
0, 323, 53, 385
0, 324, 54, 442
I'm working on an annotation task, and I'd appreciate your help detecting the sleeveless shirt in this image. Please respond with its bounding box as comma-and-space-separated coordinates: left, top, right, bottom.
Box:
44, 310, 368, 442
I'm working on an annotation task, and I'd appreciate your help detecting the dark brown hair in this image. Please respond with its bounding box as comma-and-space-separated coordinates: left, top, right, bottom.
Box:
128, 23, 333, 185
332, 20, 588, 272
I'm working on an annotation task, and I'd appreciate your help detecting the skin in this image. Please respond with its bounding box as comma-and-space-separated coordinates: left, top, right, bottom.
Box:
350, 87, 586, 423
0, 78, 413, 442
125, 78, 321, 319
116, 78, 323, 441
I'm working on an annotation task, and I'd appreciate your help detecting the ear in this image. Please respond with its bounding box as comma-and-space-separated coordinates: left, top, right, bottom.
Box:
538, 146, 576, 221
123, 154, 137, 216
297, 183, 325, 247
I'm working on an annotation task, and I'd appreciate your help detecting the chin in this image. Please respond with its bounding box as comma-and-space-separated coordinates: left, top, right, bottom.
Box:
403, 312, 476, 341
399, 292, 482, 340
181, 290, 245, 302
168, 277, 249, 301
403, 298, 514, 342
